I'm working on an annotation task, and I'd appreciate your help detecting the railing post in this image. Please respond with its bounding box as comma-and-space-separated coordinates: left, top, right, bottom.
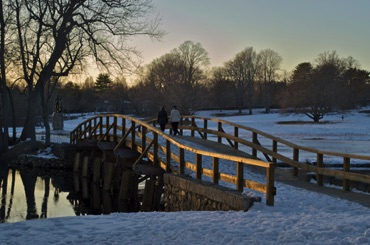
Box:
77, 126, 81, 141
94, 117, 97, 140
191, 118, 195, 137
293, 148, 299, 176
131, 121, 136, 150
234, 127, 239, 149
179, 148, 185, 174
316, 153, 323, 186
203, 119, 207, 140
196, 154, 202, 180
141, 127, 147, 153
153, 132, 158, 166
106, 116, 110, 141
218, 122, 222, 143
266, 162, 275, 206
113, 116, 117, 142
88, 120, 92, 139
82, 123, 86, 140
272, 140, 277, 164
252, 132, 258, 157
166, 140, 171, 173
236, 161, 243, 191
179, 118, 183, 135
122, 118, 126, 138
212, 157, 219, 184
99, 116, 103, 140
343, 157, 350, 191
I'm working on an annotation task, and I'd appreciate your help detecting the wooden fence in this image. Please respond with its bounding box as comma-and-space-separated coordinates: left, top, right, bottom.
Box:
176, 116, 370, 192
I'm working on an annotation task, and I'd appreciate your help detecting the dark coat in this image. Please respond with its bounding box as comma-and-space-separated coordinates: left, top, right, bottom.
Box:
157, 109, 168, 125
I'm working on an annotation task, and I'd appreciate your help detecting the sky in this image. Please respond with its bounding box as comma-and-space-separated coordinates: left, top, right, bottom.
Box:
1, 108, 370, 244
132, 0, 370, 73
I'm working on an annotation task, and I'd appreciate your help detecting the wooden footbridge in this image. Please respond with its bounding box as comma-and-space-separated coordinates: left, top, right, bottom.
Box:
70, 114, 370, 211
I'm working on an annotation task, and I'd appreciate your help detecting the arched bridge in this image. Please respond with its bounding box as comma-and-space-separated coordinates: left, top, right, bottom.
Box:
70, 114, 370, 208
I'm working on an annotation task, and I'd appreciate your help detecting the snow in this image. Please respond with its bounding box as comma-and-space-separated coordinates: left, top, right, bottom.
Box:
1, 109, 370, 245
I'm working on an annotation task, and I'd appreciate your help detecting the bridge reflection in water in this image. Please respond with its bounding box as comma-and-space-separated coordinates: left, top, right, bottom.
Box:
0, 164, 138, 224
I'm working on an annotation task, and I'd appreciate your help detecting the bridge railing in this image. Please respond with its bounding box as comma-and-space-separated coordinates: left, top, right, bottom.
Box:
178, 115, 370, 192
70, 114, 276, 206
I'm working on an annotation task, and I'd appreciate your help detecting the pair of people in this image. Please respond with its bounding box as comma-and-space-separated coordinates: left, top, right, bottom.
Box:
157, 106, 181, 135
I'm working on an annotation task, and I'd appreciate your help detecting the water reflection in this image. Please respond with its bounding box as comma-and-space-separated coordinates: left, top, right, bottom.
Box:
0, 164, 76, 223
1, 156, 151, 224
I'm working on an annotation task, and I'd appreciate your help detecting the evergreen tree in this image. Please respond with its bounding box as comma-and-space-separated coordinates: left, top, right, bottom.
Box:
95, 73, 113, 92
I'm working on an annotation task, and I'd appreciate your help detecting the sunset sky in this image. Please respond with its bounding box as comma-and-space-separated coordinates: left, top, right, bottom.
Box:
133, 0, 370, 73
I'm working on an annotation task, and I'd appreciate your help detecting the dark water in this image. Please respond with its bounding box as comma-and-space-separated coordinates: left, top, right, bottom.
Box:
0, 163, 134, 224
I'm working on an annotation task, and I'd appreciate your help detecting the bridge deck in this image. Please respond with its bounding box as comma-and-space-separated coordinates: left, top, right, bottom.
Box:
173, 135, 255, 158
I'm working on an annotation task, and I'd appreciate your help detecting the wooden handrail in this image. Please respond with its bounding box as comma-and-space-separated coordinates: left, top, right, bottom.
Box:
70, 113, 370, 206
181, 115, 370, 188
70, 114, 276, 206
150, 115, 370, 187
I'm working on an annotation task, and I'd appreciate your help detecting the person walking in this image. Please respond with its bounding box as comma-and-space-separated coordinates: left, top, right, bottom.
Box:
157, 107, 168, 132
169, 105, 181, 136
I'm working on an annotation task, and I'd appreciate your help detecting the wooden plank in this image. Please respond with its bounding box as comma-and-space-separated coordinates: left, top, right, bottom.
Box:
266, 163, 276, 206
73, 173, 80, 193
196, 154, 202, 180
93, 158, 102, 184
92, 184, 101, 210
119, 171, 133, 200
103, 162, 115, 191
343, 157, 350, 191
73, 152, 80, 173
236, 161, 243, 191
316, 153, 324, 186
141, 179, 156, 212
82, 178, 89, 199
212, 157, 219, 184
82, 156, 89, 177
102, 190, 112, 214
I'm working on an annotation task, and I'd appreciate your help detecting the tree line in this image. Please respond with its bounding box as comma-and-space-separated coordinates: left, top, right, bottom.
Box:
40, 42, 369, 124
126, 43, 370, 122
9, 42, 370, 126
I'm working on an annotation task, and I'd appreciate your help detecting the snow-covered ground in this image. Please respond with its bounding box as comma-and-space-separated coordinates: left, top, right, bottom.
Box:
1, 109, 370, 245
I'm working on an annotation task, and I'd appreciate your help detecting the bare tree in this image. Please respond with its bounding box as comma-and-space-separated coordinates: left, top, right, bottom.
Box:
258, 48, 283, 113
6, 0, 163, 144
137, 40, 209, 115
224, 47, 259, 114
174, 41, 210, 113
0, 0, 11, 154
144, 52, 185, 109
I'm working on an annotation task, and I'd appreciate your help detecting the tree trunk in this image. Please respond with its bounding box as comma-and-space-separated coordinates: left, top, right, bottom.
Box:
40, 84, 51, 145
247, 80, 254, 115
6, 87, 17, 143
0, 0, 9, 153
19, 87, 40, 142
